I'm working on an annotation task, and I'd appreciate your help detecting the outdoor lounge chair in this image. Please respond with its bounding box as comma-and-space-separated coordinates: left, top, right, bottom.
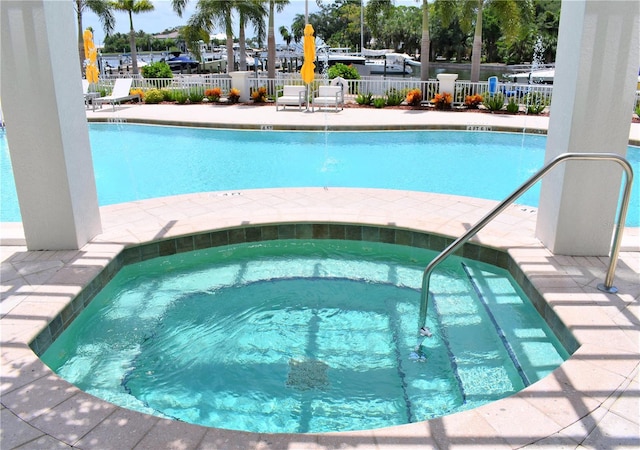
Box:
276, 85, 307, 111
312, 85, 343, 112
94, 78, 139, 111
82, 79, 100, 111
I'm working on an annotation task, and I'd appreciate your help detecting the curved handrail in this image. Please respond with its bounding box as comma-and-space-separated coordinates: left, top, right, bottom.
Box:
418, 152, 634, 337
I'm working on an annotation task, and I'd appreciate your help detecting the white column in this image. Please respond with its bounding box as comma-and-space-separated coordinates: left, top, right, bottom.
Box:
1, 0, 102, 250
229, 71, 252, 102
436, 73, 458, 94
535, 0, 639, 255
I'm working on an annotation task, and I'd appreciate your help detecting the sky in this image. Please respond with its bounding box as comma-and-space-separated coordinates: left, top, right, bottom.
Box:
83, 0, 417, 48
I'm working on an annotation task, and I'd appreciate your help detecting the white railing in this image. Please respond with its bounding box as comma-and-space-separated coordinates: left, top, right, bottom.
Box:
94, 73, 640, 112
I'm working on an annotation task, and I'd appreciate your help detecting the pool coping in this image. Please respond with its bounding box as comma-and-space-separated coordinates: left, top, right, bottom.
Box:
2, 187, 638, 449
1, 106, 639, 449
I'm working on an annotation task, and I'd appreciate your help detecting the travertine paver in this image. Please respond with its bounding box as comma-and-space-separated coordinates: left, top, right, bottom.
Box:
1, 106, 638, 449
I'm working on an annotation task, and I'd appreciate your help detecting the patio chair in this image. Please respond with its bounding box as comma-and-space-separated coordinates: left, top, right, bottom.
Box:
276, 85, 307, 111
488, 76, 499, 96
83, 79, 100, 111
94, 78, 140, 111
312, 85, 343, 112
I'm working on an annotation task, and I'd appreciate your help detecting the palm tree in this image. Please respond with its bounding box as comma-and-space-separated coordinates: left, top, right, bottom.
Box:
236, 0, 266, 71
74, 0, 115, 76
186, 0, 235, 73
110, 0, 155, 75
456, 0, 524, 82
268, 0, 290, 78
279, 25, 292, 47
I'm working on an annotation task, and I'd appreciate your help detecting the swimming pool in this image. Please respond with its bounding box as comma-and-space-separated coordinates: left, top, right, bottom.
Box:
41, 239, 569, 434
1, 125, 638, 225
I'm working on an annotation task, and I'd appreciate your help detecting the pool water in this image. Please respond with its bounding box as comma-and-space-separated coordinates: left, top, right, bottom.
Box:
42, 240, 569, 433
1, 125, 638, 225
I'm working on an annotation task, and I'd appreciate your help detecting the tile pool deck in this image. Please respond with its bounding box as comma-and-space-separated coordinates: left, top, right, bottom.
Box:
1, 104, 639, 449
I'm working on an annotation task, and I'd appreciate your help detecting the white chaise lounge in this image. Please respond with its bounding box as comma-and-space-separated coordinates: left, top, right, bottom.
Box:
312, 85, 343, 112
276, 85, 307, 111
94, 78, 140, 111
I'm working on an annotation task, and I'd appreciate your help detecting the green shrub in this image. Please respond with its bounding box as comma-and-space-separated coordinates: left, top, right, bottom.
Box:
527, 102, 546, 115
162, 89, 173, 102
356, 92, 373, 105
525, 92, 547, 115
143, 88, 165, 104
328, 63, 360, 80
483, 93, 505, 111
141, 61, 173, 81
188, 88, 204, 103
635, 102, 640, 117
386, 88, 405, 106
171, 90, 189, 104
373, 97, 386, 108
506, 98, 519, 114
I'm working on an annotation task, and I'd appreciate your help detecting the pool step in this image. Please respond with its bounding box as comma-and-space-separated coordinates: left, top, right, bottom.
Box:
461, 263, 568, 383
428, 270, 525, 407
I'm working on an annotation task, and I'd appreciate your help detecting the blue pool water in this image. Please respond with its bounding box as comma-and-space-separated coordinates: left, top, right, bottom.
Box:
42, 239, 569, 434
1, 125, 638, 225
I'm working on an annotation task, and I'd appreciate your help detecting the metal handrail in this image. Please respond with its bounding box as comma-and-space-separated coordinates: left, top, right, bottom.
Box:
417, 152, 634, 339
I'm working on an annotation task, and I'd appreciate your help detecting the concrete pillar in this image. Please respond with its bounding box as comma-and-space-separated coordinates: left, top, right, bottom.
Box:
535, 0, 639, 255
229, 71, 252, 102
436, 73, 458, 95
1, 0, 102, 250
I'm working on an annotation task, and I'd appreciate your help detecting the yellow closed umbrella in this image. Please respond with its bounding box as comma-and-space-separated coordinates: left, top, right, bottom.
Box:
83, 29, 99, 84
300, 23, 315, 84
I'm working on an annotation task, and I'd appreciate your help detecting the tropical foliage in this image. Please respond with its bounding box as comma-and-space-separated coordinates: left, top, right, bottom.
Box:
406, 89, 423, 106
327, 63, 360, 80
205, 87, 222, 102
251, 86, 268, 102
140, 61, 173, 79
143, 88, 165, 104
103, 31, 179, 53
87, 0, 561, 82
483, 93, 505, 111
431, 92, 453, 109
464, 94, 483, 108
110, 0, 155, 75
227, 88, 241, 103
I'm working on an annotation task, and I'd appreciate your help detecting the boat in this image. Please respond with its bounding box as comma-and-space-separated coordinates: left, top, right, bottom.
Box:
508, 68, 555, 84
509, 66, 640, 87
507, 64, 555, 84
316, 46, 366, 71
164, 52, 199, 72
364, 51, 414, 75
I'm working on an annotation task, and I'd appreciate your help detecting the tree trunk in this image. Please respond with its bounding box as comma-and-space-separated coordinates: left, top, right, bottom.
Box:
239, 17, 247, 71
226, 28, 234, 74
77, 0, 85, 77
420, 0, 430, 82
267, 1, 276, 79
127, 11, 139, 75
470, 2, 483, 83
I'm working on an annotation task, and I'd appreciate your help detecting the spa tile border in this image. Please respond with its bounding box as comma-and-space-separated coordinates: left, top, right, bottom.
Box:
29, 222, 577, 358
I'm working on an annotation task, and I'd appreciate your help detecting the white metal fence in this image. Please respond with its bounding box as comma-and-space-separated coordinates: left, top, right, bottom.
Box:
95, 73, 639, 111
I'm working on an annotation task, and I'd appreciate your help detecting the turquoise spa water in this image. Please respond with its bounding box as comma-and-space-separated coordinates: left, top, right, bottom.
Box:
1, 124, 638, 226
42, 239, 569, 434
